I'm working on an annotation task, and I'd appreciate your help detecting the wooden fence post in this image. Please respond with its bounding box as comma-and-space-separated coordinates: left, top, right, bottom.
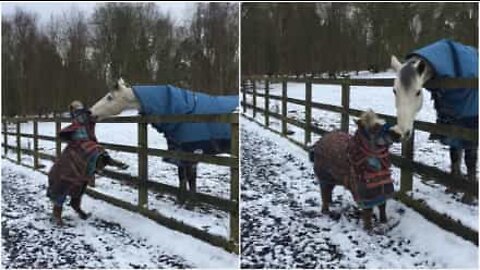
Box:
341, 82, 350, 132
138, 121, 148, 208
282, 80, 287, 136
252, 80, 257, 118
400, 130, 415, 193
33, 119, 39, 169
265, 79, 270, 128
16, 120, 21, 163
305, 80, 312, 145
55, 114, 61, 158
3, 120, 7, 156
242, 80, 247, 113
229, 118, 239, 251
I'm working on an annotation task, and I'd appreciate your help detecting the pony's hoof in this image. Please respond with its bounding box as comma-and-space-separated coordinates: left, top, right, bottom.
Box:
372, 226, 385, 235
118, 163, 129, 170
79, 212, 91, 220
363, 225, 373, 232
53, 218, 64, 227
328, 211, 341, 221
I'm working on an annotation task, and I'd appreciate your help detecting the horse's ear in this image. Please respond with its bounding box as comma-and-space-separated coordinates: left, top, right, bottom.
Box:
391, 55, 402, 72
113, 78, 126, 91
414, 60, 426, 76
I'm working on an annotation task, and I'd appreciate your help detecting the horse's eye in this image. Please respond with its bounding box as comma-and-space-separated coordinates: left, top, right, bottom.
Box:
107, 95, 113, 101
416, 90, 421, 96
393, 89, 397, 95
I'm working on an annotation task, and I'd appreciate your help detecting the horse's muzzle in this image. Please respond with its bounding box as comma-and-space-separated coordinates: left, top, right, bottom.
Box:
388, 128, 402, 143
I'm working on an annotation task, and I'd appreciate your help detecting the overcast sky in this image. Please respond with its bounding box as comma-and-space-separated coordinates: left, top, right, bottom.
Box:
1, 2, 195, 25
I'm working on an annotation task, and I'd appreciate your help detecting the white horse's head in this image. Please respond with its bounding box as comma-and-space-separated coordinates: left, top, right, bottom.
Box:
90, 78, 139, 120
390, 55, 432, 140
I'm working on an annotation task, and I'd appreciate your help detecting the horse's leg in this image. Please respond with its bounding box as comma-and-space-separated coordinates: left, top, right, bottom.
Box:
187, 164, 197, 195
465, 147, 478, 183
362, 208, 373, 231
178, 166, 188, 204
461, 147, 478, 204
379, 202, 387, 223
450, 147, 462, 176
446, 147, 463, 194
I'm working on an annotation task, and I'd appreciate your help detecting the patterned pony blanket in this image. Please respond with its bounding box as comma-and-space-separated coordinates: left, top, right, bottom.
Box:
132, 85, 238, 157
47, 143, 105, 206
47, 110, 106, 206
407, 39, 478, 148
313, 130, 394, 209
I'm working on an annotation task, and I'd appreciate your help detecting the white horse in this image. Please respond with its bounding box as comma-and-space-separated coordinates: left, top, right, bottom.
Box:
390, 54, 478, 184
90, 78, 234, 204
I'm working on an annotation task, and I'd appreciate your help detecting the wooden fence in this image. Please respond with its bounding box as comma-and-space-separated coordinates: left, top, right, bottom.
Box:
1, 113, 239, 253
241, 75, 478, 245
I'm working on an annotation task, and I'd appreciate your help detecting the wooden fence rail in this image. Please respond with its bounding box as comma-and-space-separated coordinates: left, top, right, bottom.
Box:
241, 76, 478, 245
1, 113, 239, 253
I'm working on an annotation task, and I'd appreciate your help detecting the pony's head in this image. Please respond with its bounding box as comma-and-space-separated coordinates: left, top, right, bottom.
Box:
90, 78, 139, 120
355, 109, 399, 143
356, 109, 386, 135
69, 100, 84, 112
390, 55, 432, 140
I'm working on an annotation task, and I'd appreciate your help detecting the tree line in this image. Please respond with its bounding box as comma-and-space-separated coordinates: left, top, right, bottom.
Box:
241, 2, 478, 76
2, 2, 239, 116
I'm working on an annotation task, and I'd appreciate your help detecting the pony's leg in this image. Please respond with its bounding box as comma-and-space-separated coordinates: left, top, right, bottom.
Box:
362, 209, 373, 231
465, 147, 478, 182
320, 183, 333, 214
450, 147, 462, 176
88, 176, 96, 187
70, 197, 90, 219
379, 202, 387, 223
53, 205, 63, 226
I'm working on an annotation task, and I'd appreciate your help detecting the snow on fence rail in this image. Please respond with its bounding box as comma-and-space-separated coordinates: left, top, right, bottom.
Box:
1, 113, 239, 253
241, 76, 478, 245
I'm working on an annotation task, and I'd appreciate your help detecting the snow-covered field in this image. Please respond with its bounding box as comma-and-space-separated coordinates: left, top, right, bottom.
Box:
240, 118, 478, 268
240, 71, 478, 268
1, 110, 237, 268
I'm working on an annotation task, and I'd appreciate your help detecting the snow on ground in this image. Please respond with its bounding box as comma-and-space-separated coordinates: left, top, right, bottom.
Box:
243, 71, 478, 230
240, 118, 478, 268
1, 160, 237, 268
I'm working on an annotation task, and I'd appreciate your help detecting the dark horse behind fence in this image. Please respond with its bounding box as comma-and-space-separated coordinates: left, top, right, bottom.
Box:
90, 79, 238, 203
390, 39, 478, 190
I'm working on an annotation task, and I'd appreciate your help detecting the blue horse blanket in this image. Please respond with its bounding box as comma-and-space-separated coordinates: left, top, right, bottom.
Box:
132, 85, 238, 157
407, 39, 478, 148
